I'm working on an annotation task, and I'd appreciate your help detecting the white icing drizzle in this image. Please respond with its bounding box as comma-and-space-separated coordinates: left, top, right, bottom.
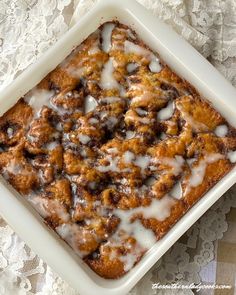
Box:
186, 153, 224, 193
227, 150, 236, 163
131, 91, 158, 106
214, 124, 228, 137
56, 122, 63, 131
80, 148, 87, 158
27, 195, 50, 219
105, 194, 176, 271
53, 106, 72, 116
3, 160, 28, 177
126, 130, 136, 139
99, 110, 108, 120
138, 117, 152, 124
187, 158, 197, 166
124, 41, 162, 73
157, 101, 175, 120
104, 116, 119, 130
125, 113, 152, 124
56, 223, 90, 258
100, 96, 122, 104
27, 196, 70, 223
107, 147, 118, 154
88, 44, 100, 55
158, 156, 185, 176
104, 236, 141, 272
169, 181, 182, 200
111, 194, 176, 264
123, 151, 151, 172
113, 211, 155, 248
139, 195, 176, 220
114, 34, 124, 40
100, 58, 121, 90
78, 134, 91, 144
120, 251, 139, 272
84, 95, 98, 113
134, 155, 151, 172
97, 155, 120, 172
149, 165, 157, 171
26, 133, 38, 144
127, 63, 139, 73
176, 103, 208, 132
7, 127, 14, 138
67, 66, 86, 79
25, 89, 70, 116
159, 132, 167, 140
64, 91, 76, 99
129, 83, 147, 92
101, 23, 115, 53
24, 89, 54, 117
136, 108, 147, 116
97, 151, 151, 173
88, 181, 97, 190
124, 40, 150, 56
44, 141, 59, 151
149, 57, 162, 73
123, 151, 135, 163
88, 117, 99, 124
129, 220, 156, 249
88, 34, 100, 55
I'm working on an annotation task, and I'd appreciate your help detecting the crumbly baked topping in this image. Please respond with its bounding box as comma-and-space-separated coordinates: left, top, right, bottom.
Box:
0, 21, 236, 279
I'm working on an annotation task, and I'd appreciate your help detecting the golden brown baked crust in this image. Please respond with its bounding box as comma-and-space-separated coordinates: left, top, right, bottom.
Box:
0, 21, 235, 279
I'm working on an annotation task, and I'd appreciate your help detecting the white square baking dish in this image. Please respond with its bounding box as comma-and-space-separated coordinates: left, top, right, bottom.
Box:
0, 0, 235, 294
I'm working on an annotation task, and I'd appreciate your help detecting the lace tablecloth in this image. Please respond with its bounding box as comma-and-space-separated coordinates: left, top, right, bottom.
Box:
0, 0, 235, 294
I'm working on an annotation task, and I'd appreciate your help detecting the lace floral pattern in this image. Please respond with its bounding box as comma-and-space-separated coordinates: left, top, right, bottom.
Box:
0, 0, 235, 294
0, 0, 72, 91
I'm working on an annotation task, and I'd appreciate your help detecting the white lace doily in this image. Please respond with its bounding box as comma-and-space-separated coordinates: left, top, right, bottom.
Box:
0, 0, 235, 294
